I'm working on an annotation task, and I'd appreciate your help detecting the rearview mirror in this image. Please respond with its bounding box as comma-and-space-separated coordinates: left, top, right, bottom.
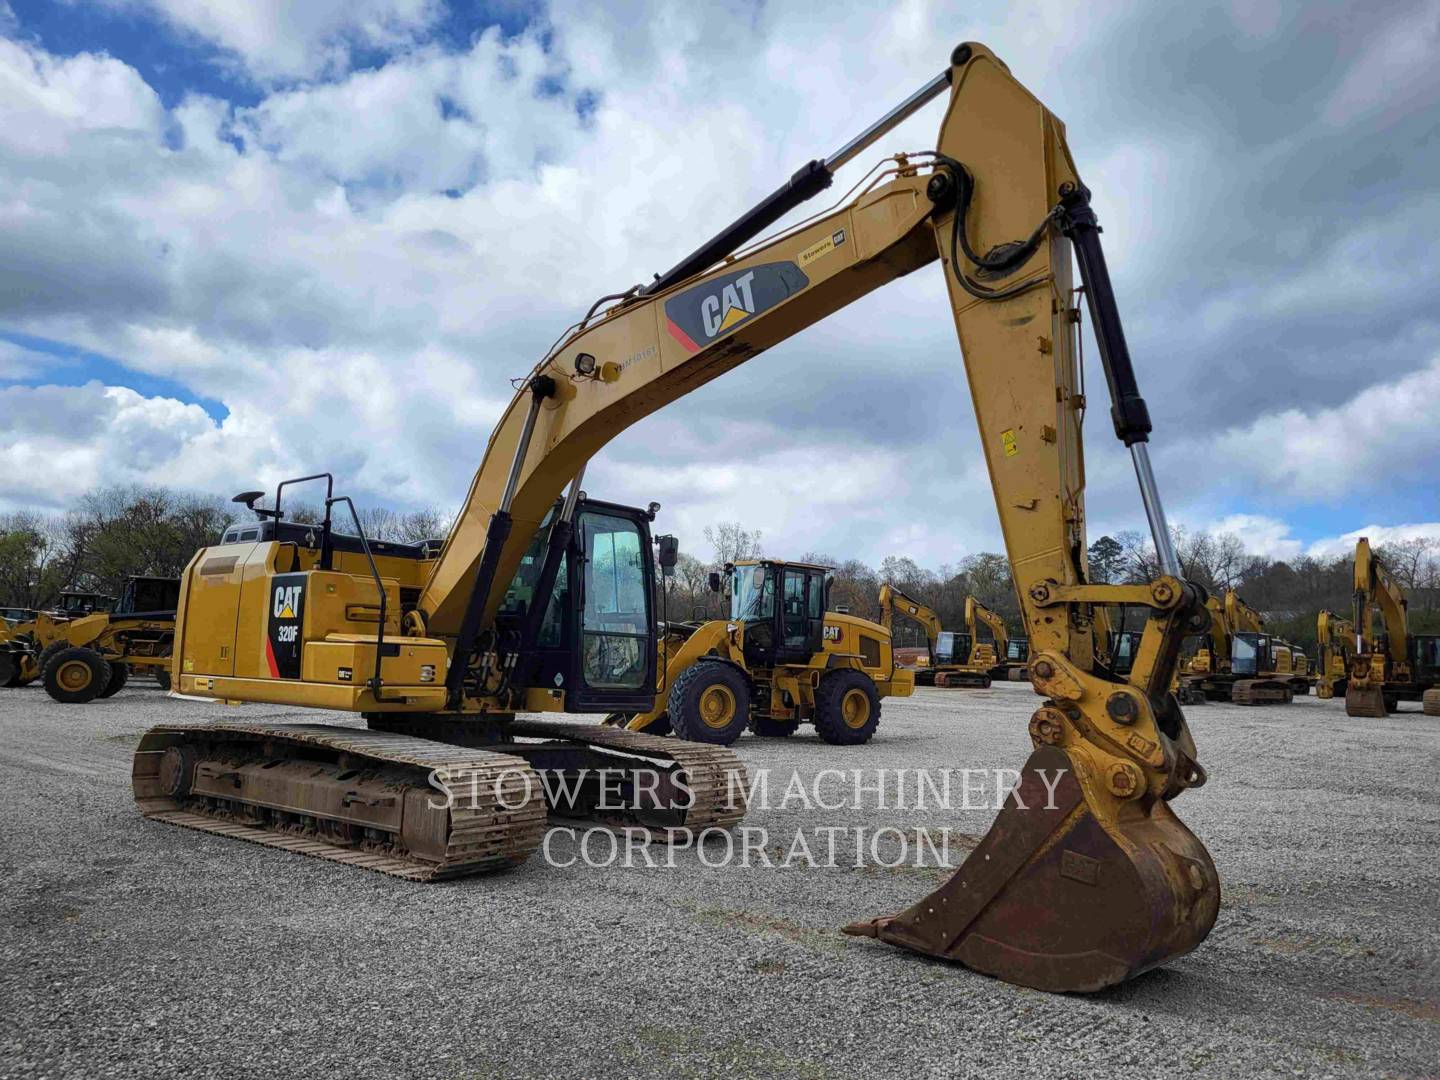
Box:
655, 535, 678, 575
707, 572, 722, 593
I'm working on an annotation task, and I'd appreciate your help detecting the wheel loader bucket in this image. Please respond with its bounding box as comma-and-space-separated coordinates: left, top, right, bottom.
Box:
844, 746, 1218, 992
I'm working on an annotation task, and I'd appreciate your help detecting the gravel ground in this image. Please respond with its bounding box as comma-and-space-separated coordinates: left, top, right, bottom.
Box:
1, 679, 1437, 1079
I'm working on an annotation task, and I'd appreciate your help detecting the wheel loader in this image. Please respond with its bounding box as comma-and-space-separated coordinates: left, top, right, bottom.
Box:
605, 560, 911, 745
878, 584, 992, 688
0, 577, 179, 700
132, 43, 1223, 993
1346, 537, 1440, 716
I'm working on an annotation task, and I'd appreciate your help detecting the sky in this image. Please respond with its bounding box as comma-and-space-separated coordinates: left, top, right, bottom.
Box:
1, 0, 1438, 567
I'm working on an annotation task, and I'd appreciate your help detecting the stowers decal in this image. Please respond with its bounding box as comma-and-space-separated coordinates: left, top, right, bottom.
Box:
664, 262, 809, 351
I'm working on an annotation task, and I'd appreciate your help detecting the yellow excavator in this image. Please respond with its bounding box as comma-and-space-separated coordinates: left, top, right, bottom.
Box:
134, 43, 1219, 992
966, 595, 1019, 679
606, 558, 912, 744
1347, 537, 1440, 717
1178, 590, 1305, 704
878, 584, 992, 688
1316, 609, 1355, 700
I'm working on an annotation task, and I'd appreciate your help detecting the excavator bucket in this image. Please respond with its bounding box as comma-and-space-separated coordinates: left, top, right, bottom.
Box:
844, 746, 1219, 992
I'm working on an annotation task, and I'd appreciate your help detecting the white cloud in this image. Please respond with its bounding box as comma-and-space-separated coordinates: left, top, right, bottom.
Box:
108, 0, 443, 83
1304, 523, 1440, 560
1202, 513, 1302, 561
1196, 355, 1440, 501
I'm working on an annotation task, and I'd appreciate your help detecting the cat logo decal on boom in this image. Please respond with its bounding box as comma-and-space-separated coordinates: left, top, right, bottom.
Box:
664, 262, 809, 351
266, 574, 306, 678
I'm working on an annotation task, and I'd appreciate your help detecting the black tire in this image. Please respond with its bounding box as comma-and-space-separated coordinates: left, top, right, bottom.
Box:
38, 640, 68, 674
813, 669, 881, 745
43, 647, 111, 704
0, 653, 18, 687
668, 662, 751, 745
154, 668, 172, 691
750, 716, 799, 737
99, 662, 129, 697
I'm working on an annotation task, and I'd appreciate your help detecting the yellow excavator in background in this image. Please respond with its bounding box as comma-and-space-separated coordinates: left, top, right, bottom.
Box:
133, 43, 1219, 992
964, 595, 1017, 679
606, 558, 912, 744
1347, 537, 1440, 716
878, 584, 993, 688
1316, 609, 1355, 700
1178, 590, 1305, 704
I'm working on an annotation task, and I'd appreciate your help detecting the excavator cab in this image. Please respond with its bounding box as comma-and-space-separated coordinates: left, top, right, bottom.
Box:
934, 630, 973, 667
497, 497, 662, 712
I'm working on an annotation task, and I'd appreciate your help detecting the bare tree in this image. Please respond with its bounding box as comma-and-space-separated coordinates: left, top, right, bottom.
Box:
703, 521, 762, 566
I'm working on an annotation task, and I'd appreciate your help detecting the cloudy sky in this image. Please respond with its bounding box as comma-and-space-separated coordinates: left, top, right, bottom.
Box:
2, 0, 1438, 567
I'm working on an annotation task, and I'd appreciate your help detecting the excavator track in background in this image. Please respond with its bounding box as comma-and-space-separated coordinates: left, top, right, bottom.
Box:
133, 723, 548, 881
1231, 679, 1293, 706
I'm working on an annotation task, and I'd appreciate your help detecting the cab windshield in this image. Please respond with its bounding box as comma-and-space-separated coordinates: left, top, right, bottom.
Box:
731, 564, 773, 622
1232, 633, 1260, 676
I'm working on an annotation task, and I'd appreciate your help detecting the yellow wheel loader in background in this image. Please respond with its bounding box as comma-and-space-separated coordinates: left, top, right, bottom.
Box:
878, 584, 992, 687
0, 577, 179, 700
133, 43, 1224, 992
1346, 537, 1440, 716
607, 560, 911, 745
1316, 609, 1355, 700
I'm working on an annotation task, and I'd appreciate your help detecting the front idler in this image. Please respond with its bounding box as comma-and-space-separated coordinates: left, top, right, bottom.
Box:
844, 745, 1218, 993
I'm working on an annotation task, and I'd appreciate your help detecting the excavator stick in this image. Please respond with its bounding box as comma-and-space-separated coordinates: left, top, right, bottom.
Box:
846, 747, 1218, 991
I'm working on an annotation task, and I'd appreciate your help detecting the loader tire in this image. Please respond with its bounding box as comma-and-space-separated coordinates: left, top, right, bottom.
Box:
750, 716, 799, 737
154, 668, 172, 692
814, 670, 881, 746
38, 640, 67, 674
668, 662, 751, 745
0, 653, 18, 687
43, 647, 111, 704
99, 662, 129, 697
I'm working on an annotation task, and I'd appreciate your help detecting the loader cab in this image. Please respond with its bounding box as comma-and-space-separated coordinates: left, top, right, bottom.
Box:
498, 496, 663, 712
729, 560, 829, 668
116, 576, 182, 617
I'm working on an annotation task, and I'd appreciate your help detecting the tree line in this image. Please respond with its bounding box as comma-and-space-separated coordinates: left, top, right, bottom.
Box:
3, 487, 1437, 654
0, 485, 446, 608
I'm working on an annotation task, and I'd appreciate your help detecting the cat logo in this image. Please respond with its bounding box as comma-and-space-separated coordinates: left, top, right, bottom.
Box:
266, 575, 307, 679
701, 270, 756, 338
664, 261, 809, 351
273, 585, 302, 619
824, 624, 843, 643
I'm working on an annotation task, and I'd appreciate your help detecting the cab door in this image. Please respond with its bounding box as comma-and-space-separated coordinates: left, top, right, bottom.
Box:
774, 567, 823, 664
567, 507, 657, 711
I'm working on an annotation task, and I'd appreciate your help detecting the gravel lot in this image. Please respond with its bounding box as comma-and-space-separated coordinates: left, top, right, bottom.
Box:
1, 679, 1437, 1079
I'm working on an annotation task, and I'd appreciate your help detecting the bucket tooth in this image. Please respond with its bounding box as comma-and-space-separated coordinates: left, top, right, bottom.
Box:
844, 746, 1218, 993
